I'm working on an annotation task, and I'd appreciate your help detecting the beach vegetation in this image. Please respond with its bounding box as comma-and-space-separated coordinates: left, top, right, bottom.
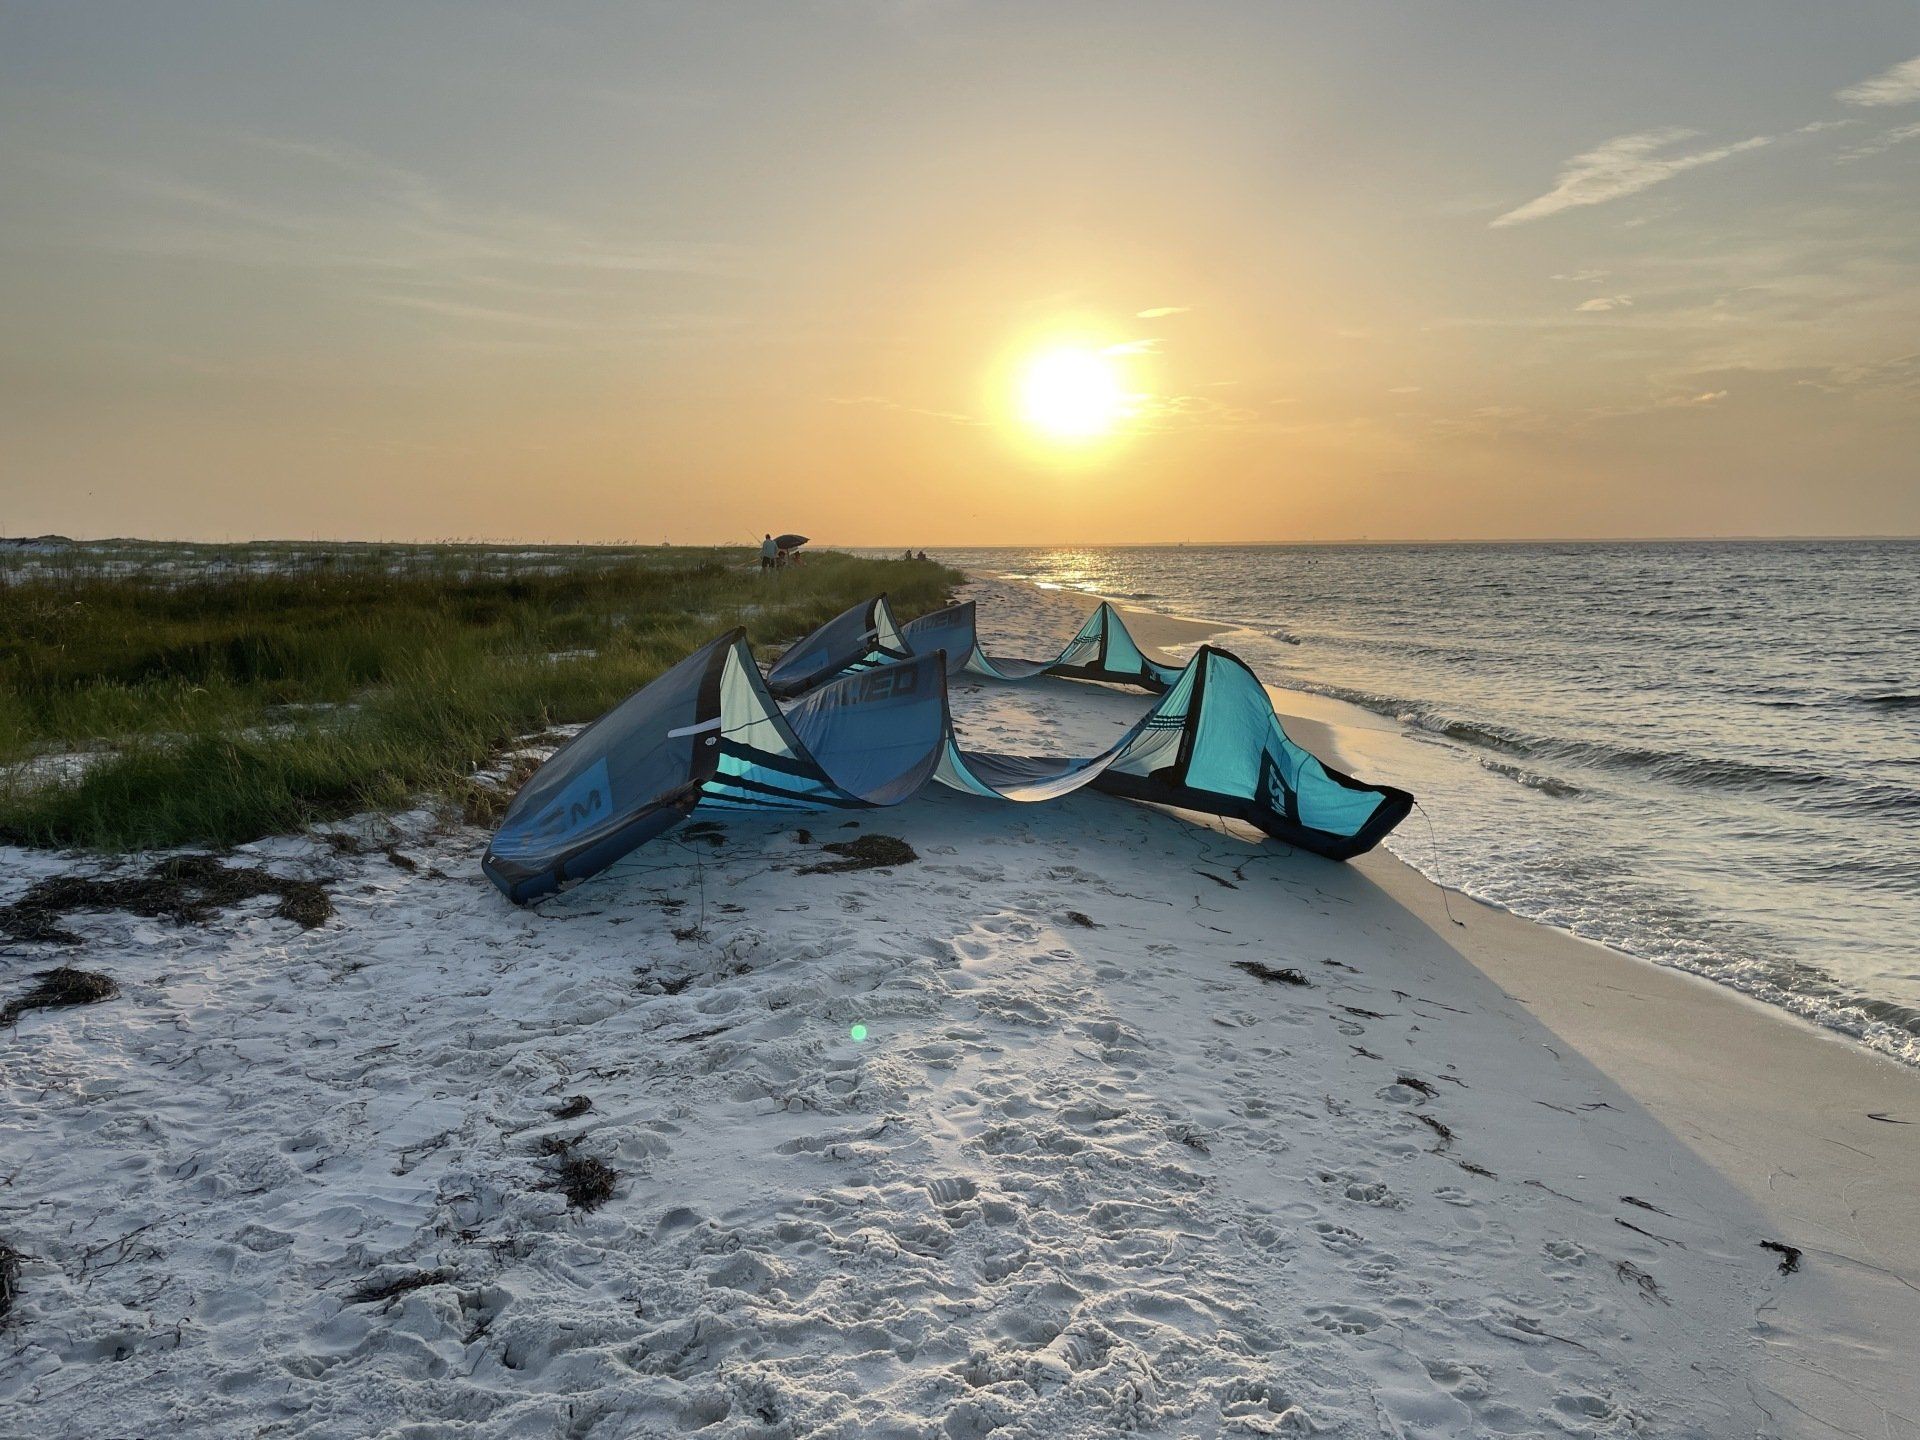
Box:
0, 543, 959, 851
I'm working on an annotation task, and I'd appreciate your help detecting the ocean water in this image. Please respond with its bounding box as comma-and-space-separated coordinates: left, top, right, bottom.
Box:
936, 542, 1920, 1065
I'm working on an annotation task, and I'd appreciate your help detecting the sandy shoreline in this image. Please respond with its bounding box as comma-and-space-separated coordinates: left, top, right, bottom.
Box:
1, 574, 1915, 1438
1359, 848, 1920, 1439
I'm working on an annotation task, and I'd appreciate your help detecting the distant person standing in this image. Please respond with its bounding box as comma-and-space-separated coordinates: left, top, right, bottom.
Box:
760, 533, 777, 573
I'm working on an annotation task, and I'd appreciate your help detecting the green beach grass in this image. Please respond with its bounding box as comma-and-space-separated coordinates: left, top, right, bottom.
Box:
0, 543, 959, 851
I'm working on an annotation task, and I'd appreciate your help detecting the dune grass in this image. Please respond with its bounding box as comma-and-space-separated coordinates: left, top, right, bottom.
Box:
0, 543, 958, 851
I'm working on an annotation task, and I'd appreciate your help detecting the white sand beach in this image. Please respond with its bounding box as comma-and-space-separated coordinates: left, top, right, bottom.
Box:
4, 575, 1917, 1439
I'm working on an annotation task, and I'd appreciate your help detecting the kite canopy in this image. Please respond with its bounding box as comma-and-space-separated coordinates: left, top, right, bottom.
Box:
761, 596, 892, 702
483, 612, 1412, 903
765, 596, 1184, 699
774, 533, 809, 550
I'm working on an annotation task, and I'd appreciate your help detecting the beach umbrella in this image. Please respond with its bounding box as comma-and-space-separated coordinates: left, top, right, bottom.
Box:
774, 533, 809, 550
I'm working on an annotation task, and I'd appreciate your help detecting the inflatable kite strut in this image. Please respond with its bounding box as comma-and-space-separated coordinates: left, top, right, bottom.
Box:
765, 596, 1184, 698
482, 600, 1413, 904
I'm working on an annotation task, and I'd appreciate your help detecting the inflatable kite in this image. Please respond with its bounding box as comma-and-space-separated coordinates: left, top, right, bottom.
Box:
482, 599, 1412, 903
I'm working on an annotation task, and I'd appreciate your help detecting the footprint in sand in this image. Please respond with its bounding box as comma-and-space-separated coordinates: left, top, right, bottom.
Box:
1033, 1326, 1110, 1381
704, 1250, 783, 1293
1423, 1357, 1493, 1404
1239, 1220, 1293, 1256
1352, 1257, 1401, 1286
980, 1243, 1031, 1283
1553, 1390, 1619, 1422
1310, 1220, 1367, 1254
456, 1284, 511, 1343
943, 1395, 1018, 1438
1316, 1169, 1405, 1209
925, 1176, 979, 1206
977, 994, 1052, 1026
1308, 1303, 1384, 1336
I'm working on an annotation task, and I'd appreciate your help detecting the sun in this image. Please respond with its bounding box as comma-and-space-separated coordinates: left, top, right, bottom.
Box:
1016, 346, 1125, 442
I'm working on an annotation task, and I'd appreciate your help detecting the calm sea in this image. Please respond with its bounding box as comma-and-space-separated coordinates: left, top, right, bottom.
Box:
933, 542, 1920, 1065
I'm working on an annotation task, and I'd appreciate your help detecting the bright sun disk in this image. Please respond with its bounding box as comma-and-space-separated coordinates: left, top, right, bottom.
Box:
1017, 346, 1124, 441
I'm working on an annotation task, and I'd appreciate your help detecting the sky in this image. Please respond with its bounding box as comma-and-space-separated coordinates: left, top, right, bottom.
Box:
2, 2, 1917, 545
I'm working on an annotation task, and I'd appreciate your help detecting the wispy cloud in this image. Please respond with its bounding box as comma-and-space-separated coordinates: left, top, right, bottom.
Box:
1573, 384, 1738, 428
4, 130, 738, 340
1552, 269, 1610, 283
826, 395, 983, 426
1837, 54, 1920, 107
1124, 384, 1333, 434
1575, 295, 1634, 312
1135, 306, 1189, 319
1103, 338, 1160, 355
1790, 352, 1920, 394
1423, 403, 1558, 442
1128, 391, 1260, 431
1840, 120, 1920, 162
1492, 128, 1770, 227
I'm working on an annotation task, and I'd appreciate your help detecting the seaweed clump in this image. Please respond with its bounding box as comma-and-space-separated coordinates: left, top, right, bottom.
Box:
0, 1238, 21, 1323
2, 967, 119, 1027
349, 1268, 453, 1307
556, 1155, 618, 1211
800, 834, 918, 875
0, 854, 330, 945
1234, 960, 1310, 987
538, 1136, 618, 1211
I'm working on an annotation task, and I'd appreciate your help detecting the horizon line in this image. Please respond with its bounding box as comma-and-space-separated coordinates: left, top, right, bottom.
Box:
6, 532, 1918, 549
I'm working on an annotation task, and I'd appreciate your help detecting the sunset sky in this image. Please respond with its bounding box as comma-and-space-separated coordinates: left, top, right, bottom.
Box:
3, 3, 1917, 544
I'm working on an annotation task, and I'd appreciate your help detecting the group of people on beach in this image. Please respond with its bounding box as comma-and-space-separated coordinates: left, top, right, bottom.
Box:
759, 535, 803, 572
758, 535, 930, 571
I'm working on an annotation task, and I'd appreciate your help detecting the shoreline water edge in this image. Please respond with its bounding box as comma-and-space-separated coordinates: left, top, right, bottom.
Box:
931, 543, 1920, 1071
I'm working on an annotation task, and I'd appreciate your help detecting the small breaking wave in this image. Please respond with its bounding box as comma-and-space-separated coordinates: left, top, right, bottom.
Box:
1384, 831, 1920, 1068
1479, 759, 1583, 798
1285, 677, 1920, 814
